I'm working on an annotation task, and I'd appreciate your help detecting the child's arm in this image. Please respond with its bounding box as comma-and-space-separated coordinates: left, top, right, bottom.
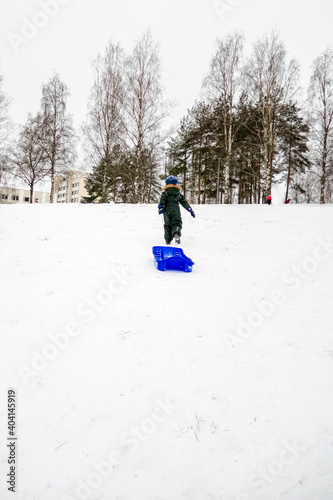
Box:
179, 194, 195, 217
159, 192, 167, 205
179, 194, 190, 211
158, 192, 167, 214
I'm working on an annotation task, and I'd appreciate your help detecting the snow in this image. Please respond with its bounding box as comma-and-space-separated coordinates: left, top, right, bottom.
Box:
1, 202, 333, 500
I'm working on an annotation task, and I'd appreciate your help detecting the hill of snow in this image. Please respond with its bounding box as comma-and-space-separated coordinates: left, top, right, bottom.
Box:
1, 203, 333, 500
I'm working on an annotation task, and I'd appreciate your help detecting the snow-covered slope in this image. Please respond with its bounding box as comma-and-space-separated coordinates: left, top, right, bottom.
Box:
1, 203, 333, 500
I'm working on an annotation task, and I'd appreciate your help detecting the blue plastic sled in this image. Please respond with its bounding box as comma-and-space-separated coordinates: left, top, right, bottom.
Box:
152, 246, 195, 273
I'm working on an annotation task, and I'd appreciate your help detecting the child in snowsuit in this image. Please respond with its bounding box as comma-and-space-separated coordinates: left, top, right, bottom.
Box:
158, 175, 195, 244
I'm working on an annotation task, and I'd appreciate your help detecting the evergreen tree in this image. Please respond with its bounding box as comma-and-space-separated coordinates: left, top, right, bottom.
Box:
167, 116, 194, 198
232, 97, 263, 204
82, 145, 128, 203
277, 102, 310, 203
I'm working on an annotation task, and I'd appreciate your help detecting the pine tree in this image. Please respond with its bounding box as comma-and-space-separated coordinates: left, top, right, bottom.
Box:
167, 116, 194, 198
82, 145, 128, 203
277, 102, 310, 203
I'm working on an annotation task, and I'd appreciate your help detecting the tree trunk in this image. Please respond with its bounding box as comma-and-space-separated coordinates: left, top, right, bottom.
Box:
183, 146, 187, 198
285, 140, 292, 203
216, 158, 220, 204
49, 164, 54, 203
238, 170, 242, 204
320, 129, 328, 204
258, 152, 261, 204
198, 173, 201, 204
203, 153, 207, 204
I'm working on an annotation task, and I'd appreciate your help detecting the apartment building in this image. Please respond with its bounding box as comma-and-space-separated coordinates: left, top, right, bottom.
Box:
0, 187, 50, 204
54, 171, 88, 204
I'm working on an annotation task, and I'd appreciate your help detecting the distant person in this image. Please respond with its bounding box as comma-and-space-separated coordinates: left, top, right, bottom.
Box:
267, 195, 272, 205
158, 175, 195, 245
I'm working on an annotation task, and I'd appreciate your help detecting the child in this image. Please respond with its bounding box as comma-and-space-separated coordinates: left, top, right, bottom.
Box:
267, 195, 272, 205
158, 175, 195, 244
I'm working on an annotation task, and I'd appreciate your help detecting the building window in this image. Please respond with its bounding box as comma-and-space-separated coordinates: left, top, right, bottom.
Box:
1, 194, 8, 200
24, 197, 30, 202
12, 196, 19, 201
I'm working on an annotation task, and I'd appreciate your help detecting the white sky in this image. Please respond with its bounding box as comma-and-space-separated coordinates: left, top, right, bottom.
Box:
1, 0, 332, 157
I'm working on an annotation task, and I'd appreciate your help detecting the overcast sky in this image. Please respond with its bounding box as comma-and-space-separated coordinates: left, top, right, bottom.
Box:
1, 0, 332, 155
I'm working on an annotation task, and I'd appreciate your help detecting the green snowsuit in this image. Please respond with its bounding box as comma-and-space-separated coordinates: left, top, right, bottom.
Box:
159, 185, 190, 242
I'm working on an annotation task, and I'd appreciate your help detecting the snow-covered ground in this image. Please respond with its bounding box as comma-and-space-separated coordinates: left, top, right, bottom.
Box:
1, 203, 333, 500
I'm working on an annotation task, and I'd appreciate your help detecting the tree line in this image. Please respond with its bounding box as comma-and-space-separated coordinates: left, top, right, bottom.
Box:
168, 32, 333, 204
0, 29, 332, 204
0, 30, 171, 204
0, 72, 76, 203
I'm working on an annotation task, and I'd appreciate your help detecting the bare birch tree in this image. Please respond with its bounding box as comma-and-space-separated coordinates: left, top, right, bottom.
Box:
83, 43, 125, 165
82, 42, 125, 201
11, 114, 48, 203
203, 32, 244, 203
307, 48, 333, 204
0, 70, 14, 186
124, 30, 172, 203
40, 73, 76, 202
245, 31, 299, 201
